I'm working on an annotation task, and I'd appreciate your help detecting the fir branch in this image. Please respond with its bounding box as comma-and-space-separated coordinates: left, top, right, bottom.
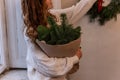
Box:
87, 0, 120, 25
37, 13, 81, 45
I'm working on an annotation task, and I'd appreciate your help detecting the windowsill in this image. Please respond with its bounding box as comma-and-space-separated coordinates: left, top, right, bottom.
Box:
0, 70, 28, 80
0, 65, 6, 74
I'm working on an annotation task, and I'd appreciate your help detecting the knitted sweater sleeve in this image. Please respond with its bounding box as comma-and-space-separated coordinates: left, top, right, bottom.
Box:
32, 46, 79, 77
50, 0, 97, 25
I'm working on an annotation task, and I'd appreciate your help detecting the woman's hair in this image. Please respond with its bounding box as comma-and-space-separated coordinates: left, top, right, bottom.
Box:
21, 0, 55, 41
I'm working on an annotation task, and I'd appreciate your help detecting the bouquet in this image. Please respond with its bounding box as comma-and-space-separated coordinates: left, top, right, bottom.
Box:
36, 13, 82, 74
36, 13, 82, 58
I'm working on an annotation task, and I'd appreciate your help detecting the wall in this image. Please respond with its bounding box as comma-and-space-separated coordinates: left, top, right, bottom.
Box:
61, 0, 78, 8
69, 14, 120, 80
61, 0, 120, 80
52, 0, 61, 9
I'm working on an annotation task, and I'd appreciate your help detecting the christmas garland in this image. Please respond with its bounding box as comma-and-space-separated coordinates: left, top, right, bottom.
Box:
87, 0, 120, 25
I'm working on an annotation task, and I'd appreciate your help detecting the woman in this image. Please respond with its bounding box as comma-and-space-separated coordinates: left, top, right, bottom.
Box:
21, 0, 96, 80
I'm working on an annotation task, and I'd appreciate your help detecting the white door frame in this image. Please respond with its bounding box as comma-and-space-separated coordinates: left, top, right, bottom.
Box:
0, 0, 9, 74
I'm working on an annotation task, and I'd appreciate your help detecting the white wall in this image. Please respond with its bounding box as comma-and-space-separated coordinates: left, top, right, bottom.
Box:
69, 14, 120, 80
60, 0, 120, 80
52, 0, 61, 9
61, 0, 78, 8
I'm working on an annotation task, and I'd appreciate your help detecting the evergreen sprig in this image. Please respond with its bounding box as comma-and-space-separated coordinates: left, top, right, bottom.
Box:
37, 14, 81, 45
87, 0, 120, 25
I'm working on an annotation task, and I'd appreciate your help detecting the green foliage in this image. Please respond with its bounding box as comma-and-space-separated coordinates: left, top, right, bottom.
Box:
87, 0, 120, 25
37, 13, 81, 45
37, 25, 50, 42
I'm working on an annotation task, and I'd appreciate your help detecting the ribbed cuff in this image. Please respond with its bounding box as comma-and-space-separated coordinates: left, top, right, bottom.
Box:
71, 55, 79, 64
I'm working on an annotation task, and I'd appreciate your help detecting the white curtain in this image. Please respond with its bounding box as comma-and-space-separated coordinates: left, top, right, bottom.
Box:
0, 0, 8, 74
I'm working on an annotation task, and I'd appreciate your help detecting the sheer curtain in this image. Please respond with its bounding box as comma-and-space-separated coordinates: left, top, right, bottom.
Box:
0, 0, 8, 74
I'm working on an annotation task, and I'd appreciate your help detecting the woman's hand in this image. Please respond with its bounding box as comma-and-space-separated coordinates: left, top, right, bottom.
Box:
76, 48, 82, 59
68, 48, 82, 74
